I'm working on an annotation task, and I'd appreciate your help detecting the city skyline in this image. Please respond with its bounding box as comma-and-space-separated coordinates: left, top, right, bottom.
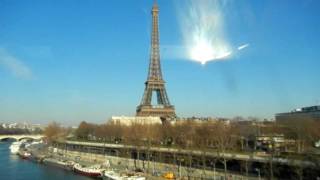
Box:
1, 0, 320, 125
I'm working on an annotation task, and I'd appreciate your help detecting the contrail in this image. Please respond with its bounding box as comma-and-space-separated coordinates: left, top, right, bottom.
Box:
238, 43, 250, 50
0, 48, 33, 79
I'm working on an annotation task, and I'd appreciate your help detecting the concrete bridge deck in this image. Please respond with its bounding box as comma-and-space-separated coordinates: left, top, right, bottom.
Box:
0, 134, 44, 141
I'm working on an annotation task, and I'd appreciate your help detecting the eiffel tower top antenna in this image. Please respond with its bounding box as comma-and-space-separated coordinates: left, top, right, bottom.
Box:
152, 0, 159, 11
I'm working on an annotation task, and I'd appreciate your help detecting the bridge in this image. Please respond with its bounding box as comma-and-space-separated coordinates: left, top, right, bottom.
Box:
0, 134, 44, 141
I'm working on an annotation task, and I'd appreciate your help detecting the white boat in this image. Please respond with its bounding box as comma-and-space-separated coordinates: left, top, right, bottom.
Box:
9, 141, 23, 154
104, 170, 122, 180
73, 163, 104, 177
25, 140, 46, 152
9, 139, 33, 154
19, 151, 31, 159
103, 170, 146, 180
125, 176, 146, 180
43, 158, 74, 170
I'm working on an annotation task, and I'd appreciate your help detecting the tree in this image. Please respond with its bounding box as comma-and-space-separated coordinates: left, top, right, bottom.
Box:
172, 121, 196, 178
194, 121, 215, 176
94, 124, 108, 141
281, 117, 316, 153
172, 120, 195, 149
211, 121, 238, 179
75, 121, 96, 140
108, 121, 124, 143
233, 120, 256, 151
143, 124, 162, 173
124, 122, 145, 169
44, 122, 63, 141
160, 120, 174, 146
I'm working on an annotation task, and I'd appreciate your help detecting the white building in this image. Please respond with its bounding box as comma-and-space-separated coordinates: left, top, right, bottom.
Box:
111, 116, 162, 126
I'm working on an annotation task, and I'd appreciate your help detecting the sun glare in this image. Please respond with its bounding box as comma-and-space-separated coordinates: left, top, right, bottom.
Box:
190, 39, 232, 65
190, 40, 214, 65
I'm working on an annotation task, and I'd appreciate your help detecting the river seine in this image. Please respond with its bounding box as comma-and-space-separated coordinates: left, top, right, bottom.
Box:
0, 141, 92, 180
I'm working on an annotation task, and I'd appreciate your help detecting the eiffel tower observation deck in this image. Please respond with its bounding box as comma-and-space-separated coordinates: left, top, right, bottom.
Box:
136, 1, 176, 118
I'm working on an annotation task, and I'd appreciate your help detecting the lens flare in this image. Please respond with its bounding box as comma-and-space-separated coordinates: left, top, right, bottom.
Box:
178, 0, 233, 65
190, 39, 214, 65
174, 0, 249, 65
190, 39, 232, 65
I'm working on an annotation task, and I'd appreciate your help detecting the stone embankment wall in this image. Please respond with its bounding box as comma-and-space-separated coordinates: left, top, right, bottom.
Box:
52, 147, 262, 180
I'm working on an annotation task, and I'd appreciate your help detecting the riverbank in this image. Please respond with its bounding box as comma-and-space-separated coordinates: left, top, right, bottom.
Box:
46, 147, 161, 180
50, 145, 262, 180
10, 138, 263, 179
0, 141, 92, 180
22, 142, 147, 179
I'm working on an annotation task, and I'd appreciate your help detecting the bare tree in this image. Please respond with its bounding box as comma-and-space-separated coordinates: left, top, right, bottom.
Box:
143, 124, 161, 173
124, 122, 145, 169
194, 121, 214, 176
44, 122, 65, 142
211, 121, 238, 179
75, 121, 96, 140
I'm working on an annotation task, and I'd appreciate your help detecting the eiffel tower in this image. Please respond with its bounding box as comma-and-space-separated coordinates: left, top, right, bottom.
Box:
136, 1, 175, 118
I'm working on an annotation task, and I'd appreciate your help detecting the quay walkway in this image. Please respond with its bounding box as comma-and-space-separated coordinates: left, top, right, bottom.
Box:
52, 145, 263, 180
60, 140, 314, 166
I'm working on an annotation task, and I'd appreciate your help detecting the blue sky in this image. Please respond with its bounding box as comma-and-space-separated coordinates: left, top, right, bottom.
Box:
0, 0, 319, 125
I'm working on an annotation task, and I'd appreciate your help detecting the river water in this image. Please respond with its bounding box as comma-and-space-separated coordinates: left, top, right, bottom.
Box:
0, 141, 92, 180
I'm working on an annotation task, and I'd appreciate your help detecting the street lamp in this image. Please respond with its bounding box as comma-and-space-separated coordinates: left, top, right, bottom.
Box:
210, 160, 216, 180
255, 168, 261, 180
179, 158, 184, 178
149, 154, 155, 174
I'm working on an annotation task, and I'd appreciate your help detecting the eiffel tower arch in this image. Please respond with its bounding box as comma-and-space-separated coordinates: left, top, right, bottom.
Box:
136, 1, 176, 118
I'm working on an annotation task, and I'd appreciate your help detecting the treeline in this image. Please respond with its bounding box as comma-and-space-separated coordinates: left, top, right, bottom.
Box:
0, 127, 42, 135
46, 118, 320, 154
45, 118, 320, 179
74, 120, 238, 150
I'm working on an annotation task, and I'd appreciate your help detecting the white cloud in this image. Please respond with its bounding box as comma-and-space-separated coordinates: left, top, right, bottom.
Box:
0, 48, 34, 79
